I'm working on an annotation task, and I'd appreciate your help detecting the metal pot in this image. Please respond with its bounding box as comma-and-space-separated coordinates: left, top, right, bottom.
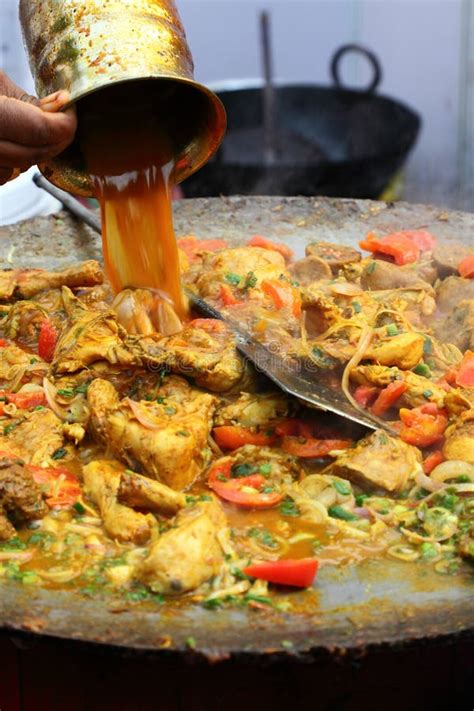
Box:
182, 45, 420, 200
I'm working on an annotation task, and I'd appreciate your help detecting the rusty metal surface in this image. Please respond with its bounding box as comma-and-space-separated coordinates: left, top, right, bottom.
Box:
0, 196, 473, 658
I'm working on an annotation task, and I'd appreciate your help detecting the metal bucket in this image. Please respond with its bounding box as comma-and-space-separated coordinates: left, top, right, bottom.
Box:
19, 0, 226, 196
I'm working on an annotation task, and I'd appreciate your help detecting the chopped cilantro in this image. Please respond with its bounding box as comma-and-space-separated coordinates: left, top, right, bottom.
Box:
279, 497, 300, 517
247, 527, 278, 548
328, 505, 359, 521
439, 493, 458, 510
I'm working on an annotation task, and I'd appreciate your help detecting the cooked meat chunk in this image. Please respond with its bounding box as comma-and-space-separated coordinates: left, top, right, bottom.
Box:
351, 365, 447, 409
0, 409, 64, 466
433, 300, 474, 352
329, 430, 421, 492
137, 498, 226, 594
0, 456, 48, 540
366, 332, 424, 370
83, 460, 152, 544
0, 261, 103, 301
52, 287, 135, 374
433, 242, 473, 278
192, 246, 286, 300
118, 469, 186, 514
288, 256, 331, 285
136, 319, 250, 393
215, 392, 290, 427
301, 287, 343, 336
443, 410, 474, 463
360, 259, 434, 292
112, 288, 182, 337
87, 378, 216, 490
305, 241, 361, 273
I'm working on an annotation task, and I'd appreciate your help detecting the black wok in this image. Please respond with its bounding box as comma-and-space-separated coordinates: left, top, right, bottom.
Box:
183, 45, 421, 199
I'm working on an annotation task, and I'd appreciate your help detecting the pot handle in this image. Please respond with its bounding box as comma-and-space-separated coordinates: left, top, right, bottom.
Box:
330, 44, 382, 94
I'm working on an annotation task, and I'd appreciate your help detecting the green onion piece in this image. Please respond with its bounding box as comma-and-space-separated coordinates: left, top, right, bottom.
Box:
73, 502, 86, 515
355, 494, 368, 507
57, 389, 75, 398
328, 505, 359, 521
279, 497, 301, 517
224, 272, 241, 286
51, 447, 67, 460
386, 324, 399, 336
332, 479, 352, 496
259, 463, 272, 475
231, 462, 257, 478
413, 362, 432, 378
423, 389, 433, 400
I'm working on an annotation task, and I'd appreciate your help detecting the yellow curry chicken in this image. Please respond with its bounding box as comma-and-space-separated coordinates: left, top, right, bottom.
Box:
0, 228, 473, 606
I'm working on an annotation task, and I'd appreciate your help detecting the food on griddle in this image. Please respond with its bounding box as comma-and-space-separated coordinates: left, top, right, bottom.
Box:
0, 226, 473, 605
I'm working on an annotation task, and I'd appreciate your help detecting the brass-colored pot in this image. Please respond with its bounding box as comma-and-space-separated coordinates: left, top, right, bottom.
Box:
19, 0, 226, 196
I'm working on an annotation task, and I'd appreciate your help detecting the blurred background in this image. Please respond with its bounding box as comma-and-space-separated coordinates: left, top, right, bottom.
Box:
0, 0, 473, 211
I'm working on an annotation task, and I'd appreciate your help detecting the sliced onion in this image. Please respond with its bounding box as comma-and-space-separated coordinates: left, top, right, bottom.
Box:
330, 282, 363, 297
38, 568, 81, 583
415, 469, 443, 492
430, 460, 474, 484
125, 398, 163, 430
42, 378, 68, 421
0, 550, 33, 562
341, 323, 374, 410
18, 383, 44, 393
387, 544, 420, 562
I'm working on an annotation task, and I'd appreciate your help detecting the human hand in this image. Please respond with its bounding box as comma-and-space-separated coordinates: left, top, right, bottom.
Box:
0, 70, 77, 185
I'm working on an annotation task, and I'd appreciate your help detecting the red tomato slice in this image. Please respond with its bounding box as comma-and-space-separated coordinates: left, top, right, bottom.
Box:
458, 255, 474, 279
38, 319, 58, 362
260, 279, 301, 317
177, 236, 228, 262
401, 230, 437, 251
243, 558, 319, 588
399, 405, 448, 448
29, 465, 80, 508
219, 284, 242, 307
359, 232, 420, 265
371, 381, 408, 417
422, 450, 444, 474
281, 437, 352, 458
0, 339, 8, 347
455, 351, 474, 388
6, 390, 46, 410
208, 460, 282, 509
213, 426, 277, 450
247, 235, 294, 261
353, 385, 380, 408
274, 418, 314, 439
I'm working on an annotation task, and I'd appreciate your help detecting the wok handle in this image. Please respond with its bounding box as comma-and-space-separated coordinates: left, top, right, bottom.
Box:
330, 44, 382, 94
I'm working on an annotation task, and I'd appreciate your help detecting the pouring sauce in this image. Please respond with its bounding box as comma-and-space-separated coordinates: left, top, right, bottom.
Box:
81, 93, 188, 323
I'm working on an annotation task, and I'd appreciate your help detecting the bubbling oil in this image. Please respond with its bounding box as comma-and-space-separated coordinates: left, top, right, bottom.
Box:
80, 90, 188, 321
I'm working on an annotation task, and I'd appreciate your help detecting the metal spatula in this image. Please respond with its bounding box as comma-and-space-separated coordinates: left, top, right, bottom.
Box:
34, 173, 394, 433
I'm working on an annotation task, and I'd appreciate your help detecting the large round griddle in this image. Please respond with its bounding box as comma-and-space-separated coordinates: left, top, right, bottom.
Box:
0, 196, 473, 661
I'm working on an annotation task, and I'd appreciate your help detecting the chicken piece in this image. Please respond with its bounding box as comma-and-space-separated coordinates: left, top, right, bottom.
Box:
0, 409, 64, 466
305, 242, 361, 273
366, 332, 424, 370
215, 392, 290, 427
329, 430, 421, 492
0, 343, 48, 390
118, 469, 186, 514
193, 246, 287, 300
112, 288, 182, 336
0, 261, 103, 301
360, 259, 434, 292
288, 256, 331, 285
301, 287, 343, 337
351, 364, 447, 409
0, 456, 48, 540
83, 460, 152, 544
433, 243, 473, 278
137, 498, 227, 594
443, 410, 474, 464
52, 287, 135, 374
87, 378, 216, 490
136, 319, 250, 393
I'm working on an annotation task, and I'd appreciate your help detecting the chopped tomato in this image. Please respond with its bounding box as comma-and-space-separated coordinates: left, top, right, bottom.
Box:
213, 425, 277, 450
188, 318, 225, 333
0, 339, 8, 347
458, 255, 474, 279
38, 319, 58, 362
399, 404, 448, 448
400, 230, 437, 251
177, 235, 228, 262
208, 460, 282, 509
247, 235, 294, 261
371, 380, 408, 417
422, 450, 444, 474
274, 418, 314, 439
5, 390, 46, 410
261, 279, 301, 317
354, 385, 380, 408
281, 437, 352, 458
243, 558, 319, 588
219, 284, 242, 307
29, 464, 80, 509
359, 232, 420, 265
456, 351, 474, 388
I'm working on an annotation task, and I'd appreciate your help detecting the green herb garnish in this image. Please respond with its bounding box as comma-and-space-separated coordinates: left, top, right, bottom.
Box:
328, 505, 359, 521
224, 272, 241, 286
51, 447, 67, 460
279, 497, 300, 517
386, 324, 399, 336
413, 362, 431, 378
332, 479, 352, 496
